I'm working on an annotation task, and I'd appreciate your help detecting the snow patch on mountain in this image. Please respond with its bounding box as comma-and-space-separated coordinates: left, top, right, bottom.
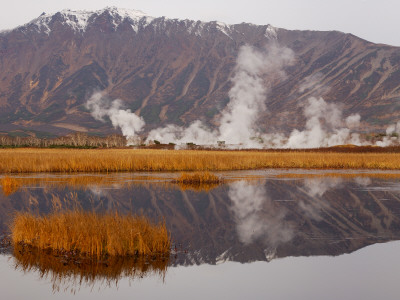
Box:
215, 21, 232, 37
15, 6, 276, 39
20, 7, 153, 34
265, 25, 277, 39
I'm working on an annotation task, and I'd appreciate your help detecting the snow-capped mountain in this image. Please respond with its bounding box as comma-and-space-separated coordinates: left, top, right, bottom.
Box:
29, 7, 152, 34
16, 7, 276, 39
0, 7, 400, 137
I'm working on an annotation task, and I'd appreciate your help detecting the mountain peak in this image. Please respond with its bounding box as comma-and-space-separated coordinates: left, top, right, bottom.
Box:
17, 7, 276, 38
100, 6, 149, 18
23, 7, 153, 34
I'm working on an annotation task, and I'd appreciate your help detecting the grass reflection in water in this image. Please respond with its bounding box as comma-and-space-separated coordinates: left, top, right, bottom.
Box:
1, 172, 227, 196
13, 243, 169, 292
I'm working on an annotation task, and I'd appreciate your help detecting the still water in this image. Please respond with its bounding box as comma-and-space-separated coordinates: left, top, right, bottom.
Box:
1, 170, 400, 299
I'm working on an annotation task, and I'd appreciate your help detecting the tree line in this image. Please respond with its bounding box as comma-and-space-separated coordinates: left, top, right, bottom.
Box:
0, 132, 130, 148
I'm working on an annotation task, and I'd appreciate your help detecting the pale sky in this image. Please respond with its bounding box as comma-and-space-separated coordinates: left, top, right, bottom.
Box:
1, 0, 400, 46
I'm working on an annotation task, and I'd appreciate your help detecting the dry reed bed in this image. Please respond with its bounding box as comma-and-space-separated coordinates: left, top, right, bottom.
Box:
174, 172, 222, 184
173, 172, 223, 192
11, 211, 170, 257
175, 181, 222, 192
1, 149, 400, 172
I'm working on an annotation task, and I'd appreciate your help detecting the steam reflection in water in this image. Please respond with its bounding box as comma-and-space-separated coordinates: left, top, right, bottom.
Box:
297, 177, 343, 221
229, 180, 294, 246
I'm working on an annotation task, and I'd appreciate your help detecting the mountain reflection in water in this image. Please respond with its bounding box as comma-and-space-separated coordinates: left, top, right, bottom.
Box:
1, 171, 400, 269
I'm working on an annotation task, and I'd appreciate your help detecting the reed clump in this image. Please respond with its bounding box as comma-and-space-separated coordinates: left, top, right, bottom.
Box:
174, 172, 222, 184
173, 172, 223, 192
176, 182, 223, 192
1, 149, 400, 173
11, 211, 170, 258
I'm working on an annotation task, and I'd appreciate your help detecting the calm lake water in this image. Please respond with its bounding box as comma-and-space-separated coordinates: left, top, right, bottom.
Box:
1, 170, 400, 299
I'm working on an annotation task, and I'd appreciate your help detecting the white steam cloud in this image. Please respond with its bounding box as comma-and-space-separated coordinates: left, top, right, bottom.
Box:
145, 44, 370, 148
85, 44, 400, 148
146, 44, 295, 148
376, 121, 400, 147
282, 97, 362, 148
218, 44, 294, 145
85, 92, 145, 145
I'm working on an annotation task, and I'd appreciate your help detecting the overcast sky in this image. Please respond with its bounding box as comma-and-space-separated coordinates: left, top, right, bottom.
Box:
1, 0, 399, 46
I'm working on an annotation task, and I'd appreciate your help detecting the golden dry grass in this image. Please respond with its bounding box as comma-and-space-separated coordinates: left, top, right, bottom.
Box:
1, 148, 400, 173
11, 211, 170, 258
173, 171, 223, 191
175, 181, 222, 192
174, 172, 222, 184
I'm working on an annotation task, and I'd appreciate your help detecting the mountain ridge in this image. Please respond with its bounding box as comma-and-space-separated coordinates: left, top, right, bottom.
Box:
1, 7, 400, 138
9, 6, 277, 39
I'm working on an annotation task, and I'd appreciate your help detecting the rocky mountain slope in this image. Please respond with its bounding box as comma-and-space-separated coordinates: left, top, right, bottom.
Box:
1, 7, 400, 137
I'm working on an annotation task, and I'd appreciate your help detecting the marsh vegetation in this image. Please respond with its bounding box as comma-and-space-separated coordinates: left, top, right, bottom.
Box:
1, 148, 400, 173
11, 211, 170, 258
173, 172, 224, 191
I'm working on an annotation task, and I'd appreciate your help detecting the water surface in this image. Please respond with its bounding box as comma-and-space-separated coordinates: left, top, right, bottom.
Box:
1, 170, 400, 299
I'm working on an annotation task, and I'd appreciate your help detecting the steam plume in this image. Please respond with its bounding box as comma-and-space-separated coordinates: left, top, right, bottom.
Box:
85, 46, 400, 148
86, 92, 145, 145
146, 44, 295, 147
218, 44, 294, 145
376, 121, 400, 146
145, 44, 368, 148
283, 97, 362, 148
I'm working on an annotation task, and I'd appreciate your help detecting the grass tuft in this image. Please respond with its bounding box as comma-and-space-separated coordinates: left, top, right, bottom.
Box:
11, 210, 170, 258
173, 172, 223, 191
174, 172, 222, 184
